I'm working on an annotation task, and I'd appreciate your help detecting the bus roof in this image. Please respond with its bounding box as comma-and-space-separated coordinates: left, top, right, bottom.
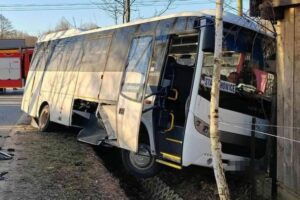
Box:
38, 9, 273, 43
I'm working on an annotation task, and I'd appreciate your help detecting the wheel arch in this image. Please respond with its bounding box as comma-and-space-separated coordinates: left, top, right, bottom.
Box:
38, 101, 49, 117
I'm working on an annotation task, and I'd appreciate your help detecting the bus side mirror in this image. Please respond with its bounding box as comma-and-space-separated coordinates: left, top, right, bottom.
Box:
202, 26, 215, 52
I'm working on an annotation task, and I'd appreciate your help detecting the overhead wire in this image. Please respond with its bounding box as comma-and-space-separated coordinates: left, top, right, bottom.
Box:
0, 1, 214, 11
220, 120, 300, 131
220, 121, 300, 144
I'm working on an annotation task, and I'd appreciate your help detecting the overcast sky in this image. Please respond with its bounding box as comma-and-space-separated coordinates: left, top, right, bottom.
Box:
0, 0, 249, 36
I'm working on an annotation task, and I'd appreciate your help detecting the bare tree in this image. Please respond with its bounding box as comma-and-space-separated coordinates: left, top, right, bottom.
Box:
95, 0, 137, 23
93, 0, 124, 24
43, 17, 73, 34
80, 22, 99, 30
55, 17, 72, 32
12, 31, 37, 46
95, 0, 175, 24
153, 0, 176, 16
0, 14, 15, 39
210, 0, 230, 199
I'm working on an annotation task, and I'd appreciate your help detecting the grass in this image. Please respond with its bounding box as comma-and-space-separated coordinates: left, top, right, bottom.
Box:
11, 129, 127, 200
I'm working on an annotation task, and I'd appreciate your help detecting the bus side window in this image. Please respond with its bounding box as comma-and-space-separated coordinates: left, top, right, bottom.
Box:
80, 34, 112, 72
70, 37, 84, 71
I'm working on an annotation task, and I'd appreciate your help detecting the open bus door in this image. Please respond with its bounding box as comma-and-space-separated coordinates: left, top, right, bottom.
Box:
77, 36, 153, 150
117, 36, 153, 152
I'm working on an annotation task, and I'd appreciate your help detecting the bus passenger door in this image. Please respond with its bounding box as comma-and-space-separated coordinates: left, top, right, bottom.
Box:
117, 36, 153, 152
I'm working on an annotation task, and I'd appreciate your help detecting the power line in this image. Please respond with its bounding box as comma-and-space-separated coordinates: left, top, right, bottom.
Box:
0, 6, 210, 12
0, 1, 212, 8
220, 121, 300, 144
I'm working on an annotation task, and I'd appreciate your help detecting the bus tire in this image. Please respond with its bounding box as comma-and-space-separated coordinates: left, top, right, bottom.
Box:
121, 144, 159, 178
38, 104, 52, 132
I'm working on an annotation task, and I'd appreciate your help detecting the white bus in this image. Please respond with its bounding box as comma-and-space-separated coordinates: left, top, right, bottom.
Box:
22, 10, 274, 177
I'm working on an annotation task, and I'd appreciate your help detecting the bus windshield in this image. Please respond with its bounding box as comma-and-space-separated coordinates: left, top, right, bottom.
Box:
201, 52, 274, 98
199, 24, 275, 119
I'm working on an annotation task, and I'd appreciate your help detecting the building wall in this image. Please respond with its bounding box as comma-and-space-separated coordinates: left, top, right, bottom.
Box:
276, 6, 300, 198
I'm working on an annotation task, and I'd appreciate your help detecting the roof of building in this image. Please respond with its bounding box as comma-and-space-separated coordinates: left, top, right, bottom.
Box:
0, 39, 26, 49
38, 9, 274, 43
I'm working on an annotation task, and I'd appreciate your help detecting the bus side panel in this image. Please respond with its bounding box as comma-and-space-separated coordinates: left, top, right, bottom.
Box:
21, 69, 35, 112
22, 47, 40, 114
39, 70, 57, 104
99, 71, 123, 101
99, 28, 136, 101
24, 42, 57, 117
74, 35, 112, 103
51, 69, 80, 125
46, 37, 83, 126
42, 70, 70, 124
74, 72, 101, 102
27, 70, 46, 117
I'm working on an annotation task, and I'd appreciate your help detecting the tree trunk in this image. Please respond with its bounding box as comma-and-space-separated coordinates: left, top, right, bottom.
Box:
124, 0, 130, 23
209, 0, 231, 199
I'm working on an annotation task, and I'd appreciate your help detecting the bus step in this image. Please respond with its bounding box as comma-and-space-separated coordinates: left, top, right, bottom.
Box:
165, 137, 182, 144
159, 136, 182, 156
160, 152, 181, 163
156, 159, 182, 170
77, 114, 107, 145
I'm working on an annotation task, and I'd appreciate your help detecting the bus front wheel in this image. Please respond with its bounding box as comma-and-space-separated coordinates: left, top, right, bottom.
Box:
38, 104, 52, 132
121, 144, 159, 178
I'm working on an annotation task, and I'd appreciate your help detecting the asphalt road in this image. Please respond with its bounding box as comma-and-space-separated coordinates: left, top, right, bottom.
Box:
0, 89, 23, 148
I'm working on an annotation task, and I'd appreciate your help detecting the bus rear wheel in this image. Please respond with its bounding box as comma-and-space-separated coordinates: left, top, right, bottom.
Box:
121, 144, 159, 178
38, 104, 52, 132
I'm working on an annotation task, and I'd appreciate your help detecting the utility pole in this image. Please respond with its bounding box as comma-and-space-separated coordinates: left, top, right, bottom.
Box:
210, 0, 231, 199
237, 0, 243, 16
124, 0, 130, 23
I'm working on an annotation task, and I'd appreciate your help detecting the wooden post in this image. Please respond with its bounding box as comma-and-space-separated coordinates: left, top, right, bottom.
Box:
210, 0, 230, 199
237, 0, 243, 16
124, 0, 130, 23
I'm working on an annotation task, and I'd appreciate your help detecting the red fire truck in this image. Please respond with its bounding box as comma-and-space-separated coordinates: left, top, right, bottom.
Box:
0, 48, 33, 92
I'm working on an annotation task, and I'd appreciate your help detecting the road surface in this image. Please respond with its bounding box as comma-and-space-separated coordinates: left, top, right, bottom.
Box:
0, 90, 23, 148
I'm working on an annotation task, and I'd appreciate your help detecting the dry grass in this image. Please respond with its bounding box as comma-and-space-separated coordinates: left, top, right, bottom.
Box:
7, 128, 127, 200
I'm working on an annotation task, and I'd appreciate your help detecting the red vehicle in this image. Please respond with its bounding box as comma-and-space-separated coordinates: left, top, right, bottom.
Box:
0, 48, 33, 92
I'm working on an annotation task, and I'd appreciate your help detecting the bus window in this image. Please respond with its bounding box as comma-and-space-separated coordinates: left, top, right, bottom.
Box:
146, 34, 169, 94
80, 34, 112, 72
65, 36, 84, 71
105, 27, 137, 72
46, 40, 65, 71
121, 36, 153, 102
172, 17, 187, 34
156, 19, 174, 38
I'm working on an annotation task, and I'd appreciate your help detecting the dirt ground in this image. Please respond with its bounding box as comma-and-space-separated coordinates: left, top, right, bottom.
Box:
0, 114, 253, 200
0, 115, 128, 200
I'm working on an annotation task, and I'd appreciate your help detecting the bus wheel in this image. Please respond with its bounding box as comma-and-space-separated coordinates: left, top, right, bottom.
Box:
38, 104, 52, 132
121, 144, 159, 178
